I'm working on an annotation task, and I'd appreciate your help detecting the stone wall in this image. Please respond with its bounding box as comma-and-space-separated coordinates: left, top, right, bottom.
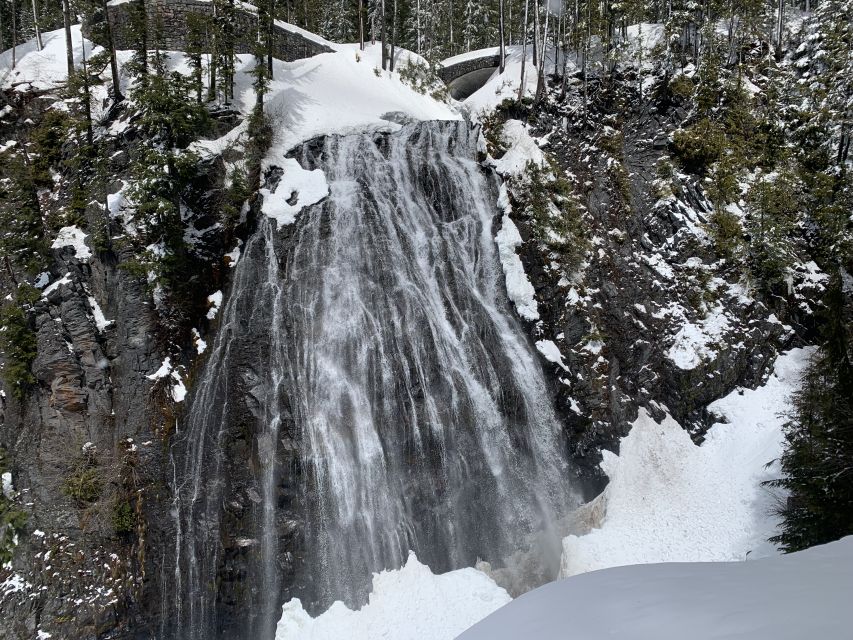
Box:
437, 54, 501, 84
89, 0, 332, 62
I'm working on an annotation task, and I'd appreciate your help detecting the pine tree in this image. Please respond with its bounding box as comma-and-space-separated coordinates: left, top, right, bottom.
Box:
770, 272, 853, 552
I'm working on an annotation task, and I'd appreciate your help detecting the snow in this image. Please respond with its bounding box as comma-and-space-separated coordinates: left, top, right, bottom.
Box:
260, 43, 459, 154
275, 551, 510, 640
535, 340, 568, 371
146, 357, 187, 402
490, 120, 546, 177
51, 226, 92, 262
261, 158, 329, 228
224, 242, 242, 268
206, 291, 223, 320
667, 304, 731, 370
1, 471, 13, 498
146, 358, 174, 381
459, 536, 853, 640
561, 348, 814, 578
495, 216, 539, 321
1, 26, 98, 92
440, 47, 502, 68
192, 328, 208, 354
463, 46, 559, 116
41, 272, 72, 297
87, 297, 114, 332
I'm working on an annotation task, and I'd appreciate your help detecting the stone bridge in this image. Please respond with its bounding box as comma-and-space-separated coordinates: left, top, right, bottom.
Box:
437, 48, 502, 100
90, 0, 333, 62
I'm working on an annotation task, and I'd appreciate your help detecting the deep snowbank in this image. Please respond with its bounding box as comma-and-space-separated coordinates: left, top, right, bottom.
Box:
274, 552, 510, 640
561, 347, 813, 577
460, 536, 853, 640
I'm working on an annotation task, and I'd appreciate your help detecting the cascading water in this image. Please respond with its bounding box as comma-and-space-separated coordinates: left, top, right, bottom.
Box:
169, 120, 577, 640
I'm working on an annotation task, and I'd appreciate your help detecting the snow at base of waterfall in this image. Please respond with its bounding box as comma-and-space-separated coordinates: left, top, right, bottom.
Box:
276, 348, 815, 639
459, 536, 853, 640
561, 347, 814, 577
274, 552, 510, 640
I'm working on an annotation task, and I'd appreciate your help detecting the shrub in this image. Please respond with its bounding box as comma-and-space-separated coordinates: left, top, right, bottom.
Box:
112, 499, 137, 535
0, 286, 40, 400
672, 118, 726, 174
708, 208, 742, 260
63, 467, 102, 505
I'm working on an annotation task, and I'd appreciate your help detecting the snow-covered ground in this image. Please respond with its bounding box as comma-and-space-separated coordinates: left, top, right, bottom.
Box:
1, 25, 95, 91
274, 553, 510, 640
460, 536, 853, 640
561, 347, 813, 576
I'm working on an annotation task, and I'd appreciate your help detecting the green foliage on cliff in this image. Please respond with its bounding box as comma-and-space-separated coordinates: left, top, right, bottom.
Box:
770, 273, 853, 552
0, 448, 28, 564
0, 286, 40, 400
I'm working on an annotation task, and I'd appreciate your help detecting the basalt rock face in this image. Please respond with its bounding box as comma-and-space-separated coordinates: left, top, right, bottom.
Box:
500, 76, 823, 474
0, 242, 164, 639
0, 108, 231, 639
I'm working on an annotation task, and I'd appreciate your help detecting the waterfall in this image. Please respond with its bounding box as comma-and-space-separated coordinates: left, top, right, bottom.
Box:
169, 120, 576, 640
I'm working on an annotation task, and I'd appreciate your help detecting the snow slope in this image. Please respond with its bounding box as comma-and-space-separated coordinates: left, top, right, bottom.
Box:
275, 552, 510, 640
460, 536, 853, 640
561, 348, 813, 577
1, 26, 96, 91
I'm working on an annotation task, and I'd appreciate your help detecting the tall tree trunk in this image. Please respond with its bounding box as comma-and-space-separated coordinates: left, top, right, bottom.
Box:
389, 0, 397, 71
449, 0, 455, 55
499, 0, 506, 73
62, 0, 74, 77
518, 0, 529, 102
101, 0, 123, 101
31, 0, 42, 50
359, 0, 365, 50
11, 0, 17, 69
535, 1, 548, 102
532, 0, 539, 67
81, 35, 93, 146
380, 0, 387, 69
267, 0, 275, 78
775, 0, 784, 60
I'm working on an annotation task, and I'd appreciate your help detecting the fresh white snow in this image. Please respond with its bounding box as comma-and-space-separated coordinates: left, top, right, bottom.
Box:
275, 552, 510, 640
460, 536, 853, 640
561, 348, 814, 577
536, 340, 568, 371
206, 290, 223, 320
495, 216, 539, 321
51, 226, 92, 262
666, 304, 731, 370
87, 296, 114, 332
261, 158, 329, 227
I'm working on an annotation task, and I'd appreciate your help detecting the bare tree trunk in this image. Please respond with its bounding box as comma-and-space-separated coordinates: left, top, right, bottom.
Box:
62, 0, 74, 77
81, 34, 93, 146
267, 0, 275, 78
499, 0, 506, 73
449, 0, 454, 55
535, 1, 548, 102
101, 0, 123, 101
532, 0, 539, 67
31, 0, 42, 50
380, 0, 387, 70
389, 0, 397, 71
11, 0, 17, 69
518, 0, 529, 102
359, 0, 365, 50
775, 0, 784, 60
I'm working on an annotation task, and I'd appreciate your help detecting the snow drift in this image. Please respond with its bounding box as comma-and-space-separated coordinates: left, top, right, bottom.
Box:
460, 536, 853, 640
